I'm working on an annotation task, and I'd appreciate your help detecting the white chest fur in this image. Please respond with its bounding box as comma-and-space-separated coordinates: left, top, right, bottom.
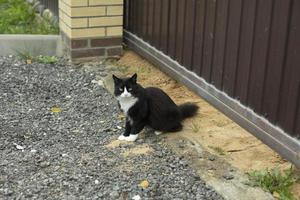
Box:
117, 96, 138, 115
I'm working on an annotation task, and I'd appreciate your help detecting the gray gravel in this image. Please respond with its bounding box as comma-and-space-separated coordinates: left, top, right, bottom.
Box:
0, 56, 224, 200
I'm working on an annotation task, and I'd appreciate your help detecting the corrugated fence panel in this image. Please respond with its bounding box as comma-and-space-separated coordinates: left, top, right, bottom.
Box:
211, 0, 229, 90
182, 0, 196, 70
175, 0, 186, 65
278, 0, 300, 137
125, 0, 300, 139
192, 0, 206, 76
201, 0, 216, 82
160, 0, 170, 54
235, 0, 256, 105
223, 0, 242, 97
153, 0, 162, 48
142, 0, 148, 39
168, 0, 178, 60
147, 0, 155, 45
136, 0, 143, 38
247, 0, 273, 114
262, 0, 291, 124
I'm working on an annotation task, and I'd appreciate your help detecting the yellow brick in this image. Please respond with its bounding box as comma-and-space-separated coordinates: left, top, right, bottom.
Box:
60, 10, 88, 28
63, 0, 88, 6
59, 21, 72, 37
71, 18, 88, 28
59, 9, 63, 20
71, 7, 106, 17
59, 10, 69, 27
58, 1, 66, 12
89, 16, 123, 27
58, 0, 63, 9
106, 26, 123, 36
89, 0, 123, 6
59, 1, 71, 15
71, 28, 105, 38
58, 0, 66, 10
106, 6, 123, 16
59, 9, 66, 22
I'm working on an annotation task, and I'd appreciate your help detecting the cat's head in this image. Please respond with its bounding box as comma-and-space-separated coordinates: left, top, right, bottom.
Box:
112, 73, 138, 98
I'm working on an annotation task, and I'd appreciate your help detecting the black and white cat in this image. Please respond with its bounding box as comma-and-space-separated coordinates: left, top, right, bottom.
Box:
113, 73, 199, 142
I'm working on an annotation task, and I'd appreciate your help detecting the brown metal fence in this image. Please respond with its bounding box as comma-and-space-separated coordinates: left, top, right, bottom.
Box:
124, 0, 300, 167
124, 0, 300, 165
39, 0, 59, 17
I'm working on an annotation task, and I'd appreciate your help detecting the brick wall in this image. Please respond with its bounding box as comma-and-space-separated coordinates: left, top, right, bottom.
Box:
59, 0, 123, 59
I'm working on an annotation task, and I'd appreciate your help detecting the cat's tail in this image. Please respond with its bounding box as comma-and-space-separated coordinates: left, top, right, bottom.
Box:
178, 103, 199, 120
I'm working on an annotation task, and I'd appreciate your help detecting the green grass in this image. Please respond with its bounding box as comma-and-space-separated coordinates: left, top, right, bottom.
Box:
36, 55, 58, 64
17, 51, 58, 64
0, 0, 59, 34
247, 167, 299, 200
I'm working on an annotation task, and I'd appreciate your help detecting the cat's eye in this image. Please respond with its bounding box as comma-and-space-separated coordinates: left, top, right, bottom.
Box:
119, 88, 123, 92
128, 88, 132, 91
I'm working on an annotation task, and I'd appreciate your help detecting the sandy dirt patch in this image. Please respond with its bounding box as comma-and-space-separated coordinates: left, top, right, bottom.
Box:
122, 144, 153, 157
105, 140, 127, 148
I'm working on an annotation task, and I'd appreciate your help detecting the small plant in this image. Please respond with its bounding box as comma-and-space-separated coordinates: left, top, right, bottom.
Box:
247, 167, 299, 200
16, 50, 34, 60
191, 121, 200, 133
36, 55, 58, 64
17, 51, 57, 64
208, 145, 226, 155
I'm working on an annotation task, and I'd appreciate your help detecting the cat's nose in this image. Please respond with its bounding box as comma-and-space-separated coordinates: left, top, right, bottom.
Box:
121, 93, 130, 97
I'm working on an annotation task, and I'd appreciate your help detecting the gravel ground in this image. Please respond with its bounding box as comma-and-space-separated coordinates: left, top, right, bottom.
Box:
0, 56, 224, 200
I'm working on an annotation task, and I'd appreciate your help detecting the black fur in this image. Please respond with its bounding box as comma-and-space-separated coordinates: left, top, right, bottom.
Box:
178, 103, 199, 119
113, 74, 199, 136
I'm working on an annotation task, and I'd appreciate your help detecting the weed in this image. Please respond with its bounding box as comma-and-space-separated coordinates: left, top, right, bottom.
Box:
0, 0, 59, 34
17, 51, 57, 64
36, 55, 58, 64
16, 50, 33, 60
247, 167, 299, 200
191, 121, 200, 133
208, 145, 226, 156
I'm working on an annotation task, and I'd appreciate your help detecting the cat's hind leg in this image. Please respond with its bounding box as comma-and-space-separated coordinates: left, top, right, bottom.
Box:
163, 123, 183, 132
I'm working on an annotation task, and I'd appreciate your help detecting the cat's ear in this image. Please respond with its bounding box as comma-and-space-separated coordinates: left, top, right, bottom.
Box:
112, 74, 120, 84
131, 73, 137, 83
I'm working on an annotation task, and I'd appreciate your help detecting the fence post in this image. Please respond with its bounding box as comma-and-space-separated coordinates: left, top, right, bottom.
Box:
58, 0, 123, 59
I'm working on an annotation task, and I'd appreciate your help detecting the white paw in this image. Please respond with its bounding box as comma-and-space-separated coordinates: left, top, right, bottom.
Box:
118, 135, 127, 141
155, 131, 162, 136
124, 134, 138, 142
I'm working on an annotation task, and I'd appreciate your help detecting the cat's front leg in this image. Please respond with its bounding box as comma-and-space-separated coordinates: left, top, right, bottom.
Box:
118, 118, 131, 141
124, 121, 145, 142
